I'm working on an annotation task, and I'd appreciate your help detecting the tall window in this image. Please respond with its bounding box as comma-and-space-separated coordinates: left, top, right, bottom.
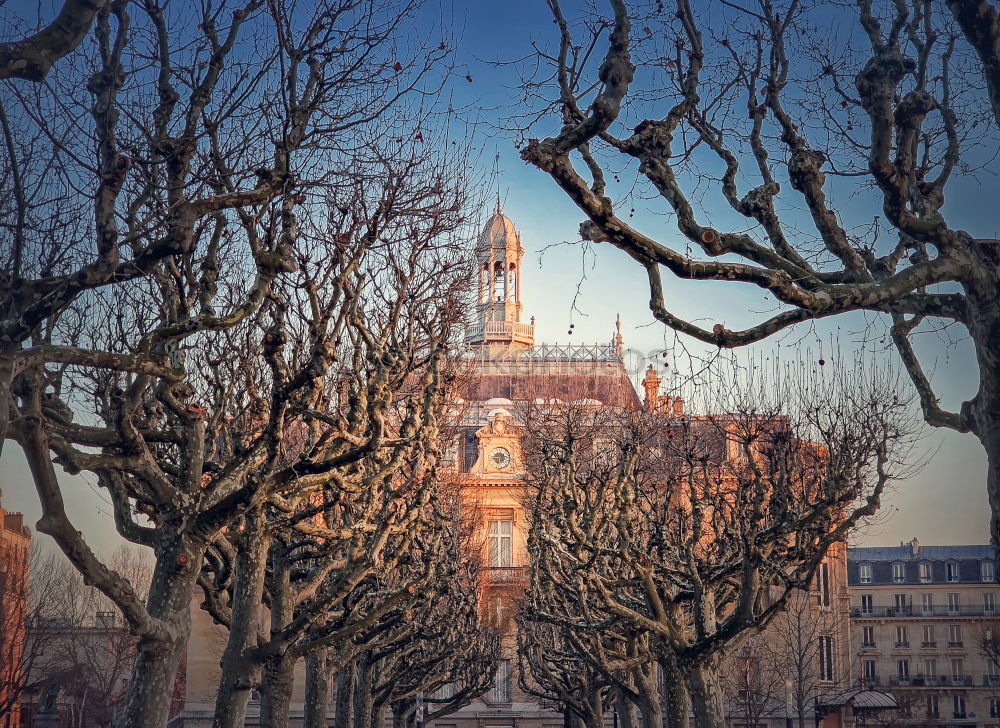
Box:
948, 592, 960, 614
895, 625, 908, 647
859, 563, 873, 584
986, 592, 996, 614
463, 429, 478, 472
488, 520, 513, 567
949, 624, 963, 647
893, 562, 906, 583
919, 562, 932, 583
921, 593, 934, 614
922, 625, 935, 647
991, 697, 1000, 719
862, 626, 875, 647
860, 594, 873, 615
924, 658, 937, 677
953, 694, 966, 718
984, 560, 996, 582
818, 636, 834, 682
947, 561, 960, 582
987, 658, 1000, 679
490, 659, 511, 703
817, 561, 830, 607
863, 659, 877, 682
926, 694, 939, 718
894, 593, 909, 614
897, 659, 910, 678
951, 658, 964, 679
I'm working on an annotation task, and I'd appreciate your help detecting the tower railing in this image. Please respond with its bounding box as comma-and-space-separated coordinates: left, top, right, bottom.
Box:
464, 321, 535, 341
521, 343, 622, 362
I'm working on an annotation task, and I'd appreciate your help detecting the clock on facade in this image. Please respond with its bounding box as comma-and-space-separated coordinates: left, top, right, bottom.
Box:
489, 447, 512, 470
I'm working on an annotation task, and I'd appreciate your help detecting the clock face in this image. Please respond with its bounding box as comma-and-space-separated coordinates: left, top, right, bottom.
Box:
489, 447, 512, 470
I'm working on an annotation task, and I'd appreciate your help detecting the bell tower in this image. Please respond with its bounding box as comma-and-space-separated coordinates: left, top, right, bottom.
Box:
466, 198, 535, 351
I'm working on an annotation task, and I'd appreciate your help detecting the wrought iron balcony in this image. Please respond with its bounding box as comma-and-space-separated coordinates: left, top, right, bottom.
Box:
851, 605, 994, 617
889, 674, 973, 687
486, 566, 528, 585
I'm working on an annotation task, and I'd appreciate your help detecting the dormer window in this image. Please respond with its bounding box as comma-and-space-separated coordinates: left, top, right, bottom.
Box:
919, 562, 932, 583
859, 563, 873, 584
892, 562, 906, 583
947, 561, 960, 582
983, 560, 995, 583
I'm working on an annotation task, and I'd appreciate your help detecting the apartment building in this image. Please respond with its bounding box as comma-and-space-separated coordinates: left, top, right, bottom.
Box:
848, 539, 1000, 728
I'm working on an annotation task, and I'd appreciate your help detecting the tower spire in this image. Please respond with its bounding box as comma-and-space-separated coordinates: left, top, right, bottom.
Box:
466, 202, 534, 353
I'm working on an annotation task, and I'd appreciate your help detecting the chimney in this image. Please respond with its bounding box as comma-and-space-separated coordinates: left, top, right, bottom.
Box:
673, 397, 684, 418
641, 365, 661, 411
910, 537, 920, 557
4, 512, 24, 533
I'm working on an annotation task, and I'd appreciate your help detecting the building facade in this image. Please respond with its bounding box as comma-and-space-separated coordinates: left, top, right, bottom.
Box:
848, 540, 1000, 728
0, 489, 31, 728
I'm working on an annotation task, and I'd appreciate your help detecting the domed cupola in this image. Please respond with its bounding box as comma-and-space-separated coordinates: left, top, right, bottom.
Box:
467, 198, 534, 352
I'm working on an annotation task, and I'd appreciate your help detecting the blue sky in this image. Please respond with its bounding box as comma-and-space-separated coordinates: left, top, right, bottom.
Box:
1, 0, 994, 553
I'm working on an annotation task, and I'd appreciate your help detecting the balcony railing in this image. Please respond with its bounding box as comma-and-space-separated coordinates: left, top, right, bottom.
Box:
862, 641, 877, 649
948, 641, 965, 648
922, 641, 937, 648
983, 675, 1000, 686
465, 320, 536, 342
486, 566, 528, 585
889, 674, 973, 687
856, 677, 882, 688
851, 606, 994, 617
895, 641, 911, 648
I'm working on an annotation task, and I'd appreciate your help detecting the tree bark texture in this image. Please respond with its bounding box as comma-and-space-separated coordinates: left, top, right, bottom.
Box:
115, 542, 204, 728
212, 520, 270, 728
685, 659, 726, 728
303, 648, 331, 728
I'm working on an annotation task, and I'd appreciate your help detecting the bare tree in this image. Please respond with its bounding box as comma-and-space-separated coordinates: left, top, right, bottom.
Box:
2, 1, 461, 724
516, 0, 1000, 543
721, 636, 785, 728
0, 545, 75, 726
946, 0, 1000, 125
764, 591, 859, 728
56, 547, 154, 725
0, 0, 107, 81
519, 363, 919, 728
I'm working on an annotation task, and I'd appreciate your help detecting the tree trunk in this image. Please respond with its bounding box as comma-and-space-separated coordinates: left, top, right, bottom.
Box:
353, 656, 374, 728
304, 647, 331, 728
617, 689, 637, 728
968, 296, 1000, 553
115, 540, 204, 728
213, 519, 270, 728
685, 658, 726, 728
259, 653, 296, 728
334, 662, 355, 728
258, 547, 295, 728
633, 667, 662, 728
658, 653, 690, 728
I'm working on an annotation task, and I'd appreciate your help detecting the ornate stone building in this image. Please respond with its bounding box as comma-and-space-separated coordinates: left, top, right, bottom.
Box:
848, 540, 1000, 728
